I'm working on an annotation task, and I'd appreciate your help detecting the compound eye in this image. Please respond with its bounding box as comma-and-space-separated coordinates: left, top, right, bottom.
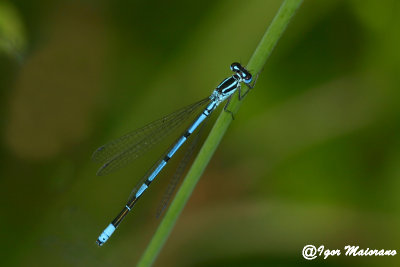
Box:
230, 62, 241, 72
244, 74, 252, 84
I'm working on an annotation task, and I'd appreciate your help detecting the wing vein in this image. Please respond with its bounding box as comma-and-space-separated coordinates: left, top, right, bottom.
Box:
93, 97, 209, 176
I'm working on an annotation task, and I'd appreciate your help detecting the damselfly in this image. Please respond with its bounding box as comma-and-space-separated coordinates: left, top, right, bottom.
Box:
94, 62, 255, 246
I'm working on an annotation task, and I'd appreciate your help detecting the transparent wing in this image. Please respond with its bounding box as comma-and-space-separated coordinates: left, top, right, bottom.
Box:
93, 97, 210, 176
125, 118, 206, 204
155, 117, 208, 218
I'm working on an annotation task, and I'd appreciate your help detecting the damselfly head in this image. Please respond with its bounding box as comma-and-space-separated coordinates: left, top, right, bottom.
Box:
230, 62, 252, 84
230, 62, 242, 72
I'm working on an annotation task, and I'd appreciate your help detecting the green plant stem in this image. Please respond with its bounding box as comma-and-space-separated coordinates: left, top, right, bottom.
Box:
137, 1, 303, 266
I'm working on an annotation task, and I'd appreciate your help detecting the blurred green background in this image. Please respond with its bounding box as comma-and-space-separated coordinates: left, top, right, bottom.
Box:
1, 0, 399, 266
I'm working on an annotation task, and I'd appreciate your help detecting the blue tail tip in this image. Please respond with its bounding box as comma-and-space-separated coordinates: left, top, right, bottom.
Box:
96, 239, 104, 246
